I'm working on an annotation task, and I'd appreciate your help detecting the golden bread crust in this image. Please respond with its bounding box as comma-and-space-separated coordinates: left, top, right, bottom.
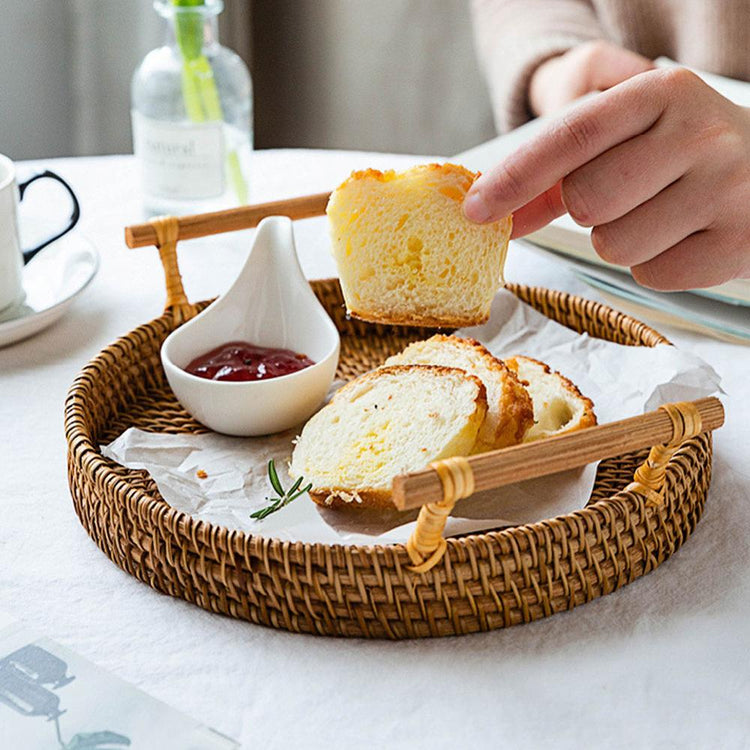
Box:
309, 487, 395, 510
346, 307, 491, 329
448, 336, 533, 450
341, 163, 478, 191
335, 364, 488, 411
386, 334, 533, 452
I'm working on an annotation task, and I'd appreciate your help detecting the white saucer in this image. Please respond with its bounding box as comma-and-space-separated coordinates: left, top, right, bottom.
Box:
0, 233, 99, 348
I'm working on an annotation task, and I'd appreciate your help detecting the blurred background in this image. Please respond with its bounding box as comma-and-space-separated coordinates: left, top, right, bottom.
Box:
0, 0, 495, 160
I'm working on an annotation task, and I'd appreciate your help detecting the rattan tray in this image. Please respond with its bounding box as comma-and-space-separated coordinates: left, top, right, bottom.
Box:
65, 277, 714, 638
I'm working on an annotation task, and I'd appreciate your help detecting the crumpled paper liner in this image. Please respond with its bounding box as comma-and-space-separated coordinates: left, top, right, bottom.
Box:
102, 290, 722, 545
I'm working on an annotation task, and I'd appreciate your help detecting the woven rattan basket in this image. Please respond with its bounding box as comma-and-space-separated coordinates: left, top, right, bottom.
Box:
65, 268, 716, 638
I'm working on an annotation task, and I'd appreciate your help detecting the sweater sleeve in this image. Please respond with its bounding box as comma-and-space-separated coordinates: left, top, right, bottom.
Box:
471, 0, 605, 132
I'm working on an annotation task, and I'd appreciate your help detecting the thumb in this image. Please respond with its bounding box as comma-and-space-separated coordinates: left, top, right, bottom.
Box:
509, 182, 565, 238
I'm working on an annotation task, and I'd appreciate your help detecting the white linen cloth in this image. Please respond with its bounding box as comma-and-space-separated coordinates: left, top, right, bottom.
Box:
2, 151, 749, 750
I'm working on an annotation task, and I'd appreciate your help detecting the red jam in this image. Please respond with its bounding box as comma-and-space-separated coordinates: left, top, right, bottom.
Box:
185, 341, 315, 382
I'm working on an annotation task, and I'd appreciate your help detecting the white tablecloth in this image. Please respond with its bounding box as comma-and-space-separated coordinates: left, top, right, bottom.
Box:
2, 151, 749, 749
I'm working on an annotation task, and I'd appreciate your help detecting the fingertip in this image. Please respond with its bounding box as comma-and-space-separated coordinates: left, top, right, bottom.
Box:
630, 262, 658, 290
463, 189, 493, 224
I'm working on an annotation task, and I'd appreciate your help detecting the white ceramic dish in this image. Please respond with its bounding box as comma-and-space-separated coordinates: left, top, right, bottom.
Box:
0, 232, 99, 348
161, 216, 340, 436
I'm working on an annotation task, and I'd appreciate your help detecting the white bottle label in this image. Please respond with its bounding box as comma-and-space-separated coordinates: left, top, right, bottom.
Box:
132, 112, 225, 199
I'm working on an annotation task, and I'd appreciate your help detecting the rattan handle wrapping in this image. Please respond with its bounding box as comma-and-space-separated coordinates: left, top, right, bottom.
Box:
624, 401, 706, 505
149, 216, 198, 325
402, 398, 723, 573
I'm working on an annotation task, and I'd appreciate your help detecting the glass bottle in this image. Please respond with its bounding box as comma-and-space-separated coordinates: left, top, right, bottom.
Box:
131, 0, 252, 216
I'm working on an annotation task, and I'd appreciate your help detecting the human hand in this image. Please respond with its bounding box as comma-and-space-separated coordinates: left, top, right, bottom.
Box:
529, 40, 654, 116
464, 68, 750, 290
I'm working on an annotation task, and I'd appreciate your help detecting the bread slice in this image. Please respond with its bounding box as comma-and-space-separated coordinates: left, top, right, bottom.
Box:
384, 334, 533, 452
505, 356, 596, 441
327, 163, 513, 328
290, 365, 487, 509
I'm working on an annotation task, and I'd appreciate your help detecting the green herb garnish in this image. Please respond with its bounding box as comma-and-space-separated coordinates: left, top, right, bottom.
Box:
250, 460, 312, 520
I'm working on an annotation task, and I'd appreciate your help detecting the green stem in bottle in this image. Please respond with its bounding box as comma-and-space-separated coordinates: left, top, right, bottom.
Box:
192, 56, 223, 120
172, 0, 249, 204
226, 150, 248, 204
181, 62, 205, 121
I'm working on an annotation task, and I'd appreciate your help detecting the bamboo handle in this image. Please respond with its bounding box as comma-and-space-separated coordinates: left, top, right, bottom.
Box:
124, 191, 332, 248
393, 396, 724, 511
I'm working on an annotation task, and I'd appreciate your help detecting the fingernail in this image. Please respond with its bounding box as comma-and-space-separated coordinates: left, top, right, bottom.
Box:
463, 189, 492, 224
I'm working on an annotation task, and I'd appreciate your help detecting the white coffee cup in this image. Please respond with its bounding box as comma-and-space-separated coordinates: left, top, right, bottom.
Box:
0, 153, 81, 314
0, 155, 25, 313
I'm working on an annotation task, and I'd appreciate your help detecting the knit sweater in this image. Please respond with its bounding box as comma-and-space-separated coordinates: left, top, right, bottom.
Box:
471, 0, 750, 132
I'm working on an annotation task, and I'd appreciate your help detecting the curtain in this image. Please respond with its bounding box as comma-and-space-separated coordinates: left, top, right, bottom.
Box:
70, 0, 163, 157
0, 0, 253, 160
0, 0, 492, 159
251, 0, 496, 155
220, 0, 253, 67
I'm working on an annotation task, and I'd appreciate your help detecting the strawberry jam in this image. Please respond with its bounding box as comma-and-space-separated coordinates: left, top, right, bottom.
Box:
185, 342, 315, 382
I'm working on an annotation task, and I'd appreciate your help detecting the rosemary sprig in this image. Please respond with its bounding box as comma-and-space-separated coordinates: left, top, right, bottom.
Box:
251, 460, 312, 520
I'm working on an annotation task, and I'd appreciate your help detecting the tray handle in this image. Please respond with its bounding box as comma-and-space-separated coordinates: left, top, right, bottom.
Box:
624, 401, 703, 506
402, 398, 722, 573
149, 216, 197, 325
125, 192, 331, 248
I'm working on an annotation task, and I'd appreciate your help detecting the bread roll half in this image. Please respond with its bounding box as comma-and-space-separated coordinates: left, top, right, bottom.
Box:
327, 163, 512, 328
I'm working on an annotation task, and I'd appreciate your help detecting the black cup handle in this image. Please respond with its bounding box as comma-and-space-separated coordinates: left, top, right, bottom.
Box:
20, 170, 81, 264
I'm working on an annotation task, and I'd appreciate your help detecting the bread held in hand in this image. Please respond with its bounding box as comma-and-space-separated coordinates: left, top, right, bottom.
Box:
327, 163, 512, 328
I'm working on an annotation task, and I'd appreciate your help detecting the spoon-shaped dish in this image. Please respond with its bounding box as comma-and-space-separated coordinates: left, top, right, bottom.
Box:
161, 216, 340, 436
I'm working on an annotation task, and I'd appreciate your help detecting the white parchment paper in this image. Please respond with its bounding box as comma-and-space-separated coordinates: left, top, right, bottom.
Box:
102, 290, 722, 545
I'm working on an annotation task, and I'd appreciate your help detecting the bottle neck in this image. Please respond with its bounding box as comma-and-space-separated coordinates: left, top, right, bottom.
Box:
164, 11, 220, 57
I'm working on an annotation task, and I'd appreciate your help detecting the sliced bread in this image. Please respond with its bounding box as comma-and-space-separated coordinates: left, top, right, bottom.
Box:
505, 356, 596, 441
290, 365, 487, 509
326, 163, 513, 328
384, 334, 533, 452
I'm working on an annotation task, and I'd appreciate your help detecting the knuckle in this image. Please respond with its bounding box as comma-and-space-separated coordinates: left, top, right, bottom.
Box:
541, 186, 562, 220
694, 114, 742, 155
560, 174, 596, 225
487, 161, 526, 205
559, 112, 602, 154
660, 66, 701, 97
577, 39, 611, 63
